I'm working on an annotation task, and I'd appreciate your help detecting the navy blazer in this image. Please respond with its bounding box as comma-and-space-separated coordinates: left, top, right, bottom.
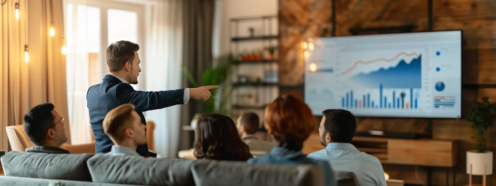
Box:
87, 74, 185, 156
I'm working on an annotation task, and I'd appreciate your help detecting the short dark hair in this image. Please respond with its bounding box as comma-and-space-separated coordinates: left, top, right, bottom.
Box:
240, 112, 259, 134
322, 109, 356, 143
24, 103, 55, 145
106, 40, 140, 72
194, 114, 253, 161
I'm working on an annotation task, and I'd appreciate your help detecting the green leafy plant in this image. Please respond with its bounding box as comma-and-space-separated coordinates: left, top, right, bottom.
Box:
182, 54, 233, 114
467, 97, 496, 152
249, 27, 255, 37
267, 46, 276, 54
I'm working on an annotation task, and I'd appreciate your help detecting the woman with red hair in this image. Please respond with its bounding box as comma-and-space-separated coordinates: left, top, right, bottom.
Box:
247, 95, 336, 186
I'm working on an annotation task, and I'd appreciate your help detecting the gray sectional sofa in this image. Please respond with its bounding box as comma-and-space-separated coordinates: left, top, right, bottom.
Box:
0, 151, 357, 186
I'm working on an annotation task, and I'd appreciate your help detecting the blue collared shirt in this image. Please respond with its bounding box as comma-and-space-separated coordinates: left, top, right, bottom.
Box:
109, 146, 141, 156
248, 147, 337, 186
308, 143, 387, 186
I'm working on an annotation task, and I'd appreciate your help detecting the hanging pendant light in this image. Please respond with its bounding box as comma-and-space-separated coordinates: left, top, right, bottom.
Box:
24, 45, 30, 63
15, 2, 19, 19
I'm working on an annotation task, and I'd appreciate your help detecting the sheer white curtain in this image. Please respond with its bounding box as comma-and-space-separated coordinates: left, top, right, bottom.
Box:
144, 0, 184, 158
64, 0, 99, 144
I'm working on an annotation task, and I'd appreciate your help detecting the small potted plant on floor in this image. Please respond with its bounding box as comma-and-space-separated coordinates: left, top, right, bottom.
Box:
466, 97, 495, 183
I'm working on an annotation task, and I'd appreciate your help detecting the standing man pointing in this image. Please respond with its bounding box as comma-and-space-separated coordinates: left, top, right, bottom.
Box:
87, 40, 217, 156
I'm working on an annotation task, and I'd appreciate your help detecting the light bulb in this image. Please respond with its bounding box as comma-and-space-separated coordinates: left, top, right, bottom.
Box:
304, 51, 310, 59
309, 43, 314, 51
61, 45, 67, 55
25, 51, 29, 63
24, 45, 29, 63
302, 42, 307, 49
15, 3, 19, 20
49, 26, 55, 37
309, 63, 317, 72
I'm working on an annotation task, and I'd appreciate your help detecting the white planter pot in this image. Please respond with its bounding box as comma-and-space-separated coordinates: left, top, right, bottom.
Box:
466, 150, 493, 175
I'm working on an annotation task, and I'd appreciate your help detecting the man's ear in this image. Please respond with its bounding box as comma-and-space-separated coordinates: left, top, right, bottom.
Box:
124, 128, 133, 138
326, 133, 332, 143
124, 61, 132, 71
240, 126, 246, 133
46, 129, 56, 140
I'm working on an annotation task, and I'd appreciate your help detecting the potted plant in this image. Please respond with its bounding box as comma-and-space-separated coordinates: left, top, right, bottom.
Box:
466, 97, 495, 178
248, 27, 255, 37
267, 46, 276, 60
182, 54, 233, 115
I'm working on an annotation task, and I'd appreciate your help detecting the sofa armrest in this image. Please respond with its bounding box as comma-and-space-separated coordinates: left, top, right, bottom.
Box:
61, 143, 95, 154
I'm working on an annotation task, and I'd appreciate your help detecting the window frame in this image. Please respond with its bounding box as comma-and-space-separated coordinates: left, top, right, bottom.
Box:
63, 0, 146, 89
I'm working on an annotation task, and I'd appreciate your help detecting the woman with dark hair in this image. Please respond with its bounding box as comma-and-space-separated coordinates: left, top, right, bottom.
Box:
247, 94, 337, 186
193, 114, 253, 161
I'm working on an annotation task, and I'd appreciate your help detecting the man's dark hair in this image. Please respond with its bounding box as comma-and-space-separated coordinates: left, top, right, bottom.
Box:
240, 112, 259, 134
106, 40, 140, 72
322, 109, 356, 143
24, 103, 55, 145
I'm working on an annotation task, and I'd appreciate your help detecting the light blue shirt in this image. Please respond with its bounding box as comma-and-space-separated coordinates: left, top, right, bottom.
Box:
109, 146, 141, 156
308, 143, 387, 186
108, 74, 190, 104
248, 147, 337, 186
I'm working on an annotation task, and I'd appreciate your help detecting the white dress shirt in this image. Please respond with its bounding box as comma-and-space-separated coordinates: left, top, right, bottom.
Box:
109, 74, 190, 104
308, 142, 387, 186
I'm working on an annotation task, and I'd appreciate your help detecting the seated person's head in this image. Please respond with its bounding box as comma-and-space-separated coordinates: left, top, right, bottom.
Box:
194, 114, 253, 161
237, 112, 260, 136
103, 104, 147, 148
319, 109, 356, 146
24, 103, 67, 147
264, 94, 315, 150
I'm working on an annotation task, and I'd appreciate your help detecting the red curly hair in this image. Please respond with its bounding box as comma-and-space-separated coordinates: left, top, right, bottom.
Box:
264, 94, 315, 150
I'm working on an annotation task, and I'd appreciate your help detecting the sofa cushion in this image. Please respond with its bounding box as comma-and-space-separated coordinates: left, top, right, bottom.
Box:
1, 151, 93, 181
0, 176, 124, 186
87, 154, 195, 185
191, 160, 325, 186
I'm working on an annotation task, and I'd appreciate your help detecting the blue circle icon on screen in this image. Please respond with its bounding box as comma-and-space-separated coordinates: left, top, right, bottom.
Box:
435, 82, 445, 92
436, 51, 441, 56
436, 67, 440, 72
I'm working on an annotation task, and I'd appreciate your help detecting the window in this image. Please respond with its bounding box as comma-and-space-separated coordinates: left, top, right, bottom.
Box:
64, 0, 145, 144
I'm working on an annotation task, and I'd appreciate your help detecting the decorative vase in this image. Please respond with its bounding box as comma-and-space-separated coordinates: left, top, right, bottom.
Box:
466, 150, 493, 175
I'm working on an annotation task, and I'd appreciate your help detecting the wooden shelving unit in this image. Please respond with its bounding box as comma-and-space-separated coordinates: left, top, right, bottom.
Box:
232, 82, 278, 87
229, 15, 278, 124
232, 60, 277, 65
231, 35, 278, 42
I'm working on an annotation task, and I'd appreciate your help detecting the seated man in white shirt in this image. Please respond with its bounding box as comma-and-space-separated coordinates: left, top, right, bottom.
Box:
237, 112, 273, 153
103, 104, 147, 157
307, 109, 387, 186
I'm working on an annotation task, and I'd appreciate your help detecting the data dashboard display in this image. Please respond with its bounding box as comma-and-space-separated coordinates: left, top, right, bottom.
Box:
304, 31, 462, 118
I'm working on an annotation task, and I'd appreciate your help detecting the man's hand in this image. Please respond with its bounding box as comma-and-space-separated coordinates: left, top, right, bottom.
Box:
190, 85, 219, 101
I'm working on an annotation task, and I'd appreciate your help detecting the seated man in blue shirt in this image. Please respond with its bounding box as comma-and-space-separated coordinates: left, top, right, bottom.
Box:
307, 109, 387, 186
103, 104, 147, 157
